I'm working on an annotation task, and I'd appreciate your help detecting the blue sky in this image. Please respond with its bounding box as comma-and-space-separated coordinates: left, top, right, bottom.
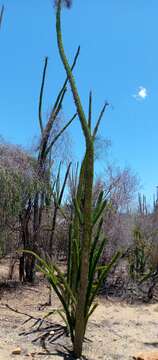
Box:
0, 0, 158, 202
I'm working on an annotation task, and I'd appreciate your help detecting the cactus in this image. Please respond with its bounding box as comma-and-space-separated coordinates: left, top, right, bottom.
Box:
23, 2, 120, 357
0, 5, 4, 29
55, 1, 119, 357
128, 227, 148, 281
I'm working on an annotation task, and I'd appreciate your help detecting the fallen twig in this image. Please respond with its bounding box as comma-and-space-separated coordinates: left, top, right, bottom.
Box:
4, 303, 54, 326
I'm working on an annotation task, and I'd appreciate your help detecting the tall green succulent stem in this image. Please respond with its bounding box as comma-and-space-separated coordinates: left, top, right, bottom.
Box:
56, 2, 94, 357
71, 155, 86, 294
56, 1, 91, 145
73, 147, 94, 357
55, 1, 114, 357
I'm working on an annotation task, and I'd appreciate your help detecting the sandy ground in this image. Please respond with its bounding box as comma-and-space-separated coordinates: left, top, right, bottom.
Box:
0, 260, 158, 359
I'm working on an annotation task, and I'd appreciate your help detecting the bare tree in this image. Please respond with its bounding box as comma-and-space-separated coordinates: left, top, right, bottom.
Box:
0, 141, 40, 276
103, 165, 139, 211
92, 165, 139, 260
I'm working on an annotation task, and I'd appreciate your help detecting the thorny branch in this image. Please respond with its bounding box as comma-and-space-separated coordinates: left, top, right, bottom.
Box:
0, 5, 4, 29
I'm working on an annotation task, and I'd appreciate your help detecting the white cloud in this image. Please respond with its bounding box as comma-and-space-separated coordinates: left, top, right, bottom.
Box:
133, 86, 148, 101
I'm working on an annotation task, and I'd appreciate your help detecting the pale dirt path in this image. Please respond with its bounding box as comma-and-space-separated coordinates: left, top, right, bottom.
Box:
0, 257, 158, 360
1, 288, 158, 360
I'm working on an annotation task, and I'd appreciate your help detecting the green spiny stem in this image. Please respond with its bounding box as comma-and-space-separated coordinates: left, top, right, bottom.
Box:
55, 2, 113, 358
49, 163, 71, 256
67, 224, 73, 291
38, 57, 48, 134
56, 162, 72, 206
71, 155, 86, 294
89, 218, 104, 267
85, 237, 107, 314
56, 0, 91, 144
88, 91, 92, 130
93, 101, 109, 139
92, 199, 107, 227
73, 198, 83, 225
52, 46, 80, 114
89, 251, 120, 307
0, 5, 4, 29
73, 145, 94, 357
